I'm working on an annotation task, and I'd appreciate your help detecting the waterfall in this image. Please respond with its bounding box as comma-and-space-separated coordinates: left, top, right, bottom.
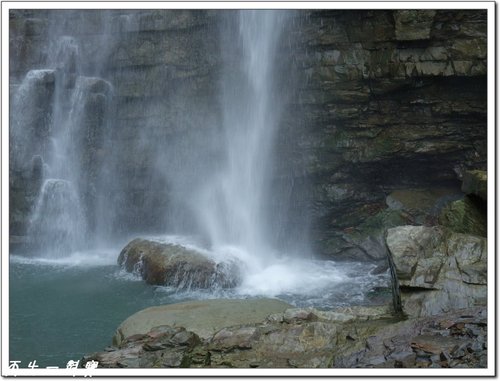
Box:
195, 11, 288, 264
28, 179, 86, 255
12, 10, 300, 263
9, 9, 392, 305
13, 31, 113, 257
10, 69, 55, 171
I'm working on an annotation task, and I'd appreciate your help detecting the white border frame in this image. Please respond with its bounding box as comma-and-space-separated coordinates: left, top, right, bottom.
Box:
1, 1, 496, 377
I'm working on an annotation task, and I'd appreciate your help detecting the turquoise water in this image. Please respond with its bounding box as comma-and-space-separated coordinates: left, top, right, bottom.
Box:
9, 256, 184, 368
9, 248, 390, 368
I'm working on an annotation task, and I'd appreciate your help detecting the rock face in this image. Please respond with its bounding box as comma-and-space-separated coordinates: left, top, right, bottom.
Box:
286, 10, 487, 258
325, 185, 467, 263
385, 188, 463, 225
112, 299, 292, 346
83, 301, 487, 368
9, 9, 487, 260
461, 170, 487, 202
394, 10, 436, 40
386, 225, 487, 318
118, 239, 242, 289
438, 196, 487, 237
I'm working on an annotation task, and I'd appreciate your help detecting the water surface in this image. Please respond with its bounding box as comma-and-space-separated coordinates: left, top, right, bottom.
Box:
10, 255, 181, 368
10, 246, 390, 368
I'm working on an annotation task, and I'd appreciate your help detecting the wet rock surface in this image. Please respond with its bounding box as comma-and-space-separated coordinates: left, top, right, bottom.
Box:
83, 304, 487, 368
112, 298, 292, 345
118, 238, 242, 289
298, 9, 487, 258
386, 225, 486, 318
385, 188, 463, 226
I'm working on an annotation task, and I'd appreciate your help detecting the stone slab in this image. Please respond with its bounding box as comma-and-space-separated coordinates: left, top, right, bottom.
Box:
113, 298, 292, 345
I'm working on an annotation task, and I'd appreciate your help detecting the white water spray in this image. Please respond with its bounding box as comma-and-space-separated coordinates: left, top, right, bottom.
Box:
176, 10, 325, 295
14, 35, 113, 257
196, 11, 287, 262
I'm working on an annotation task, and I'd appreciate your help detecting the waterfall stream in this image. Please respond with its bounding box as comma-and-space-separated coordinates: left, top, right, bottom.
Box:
13, 33, 113, 256
196, 11, 289, 266
14, 11, 307, 274
10, 9, 390, 296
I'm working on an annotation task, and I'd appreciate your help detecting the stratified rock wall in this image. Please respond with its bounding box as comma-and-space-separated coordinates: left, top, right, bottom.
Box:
9, 9, 487, 258
286, 10, 487, 256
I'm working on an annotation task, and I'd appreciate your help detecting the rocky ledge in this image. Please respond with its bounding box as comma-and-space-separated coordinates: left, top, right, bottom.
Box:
118, 238, 242, 289
88, 204, 488, 369
112, 299, 293, 346
82, 302, 486, 368
387, 225, 487, 318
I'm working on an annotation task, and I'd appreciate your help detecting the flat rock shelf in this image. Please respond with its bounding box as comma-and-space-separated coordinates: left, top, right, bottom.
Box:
113, 298, 292, 345
84, 301, 486, 368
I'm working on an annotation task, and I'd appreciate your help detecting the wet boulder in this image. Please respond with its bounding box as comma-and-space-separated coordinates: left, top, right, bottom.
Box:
117, 238, 242, 289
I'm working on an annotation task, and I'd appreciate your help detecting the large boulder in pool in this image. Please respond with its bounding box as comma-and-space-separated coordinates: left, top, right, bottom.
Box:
117, 238, 242, 289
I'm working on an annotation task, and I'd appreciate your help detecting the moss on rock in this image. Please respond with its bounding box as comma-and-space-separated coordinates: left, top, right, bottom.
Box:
461, 170, 487, 202
438, 196, 486, 237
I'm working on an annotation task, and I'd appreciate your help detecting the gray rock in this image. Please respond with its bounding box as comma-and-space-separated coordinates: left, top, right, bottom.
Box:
85, 301, 487, 369
386, 226, 447, 288
386, 226, 487, 318
394, 10, 436, 41
210, 326, 258, 351
385, 188, 462, 225
283, 308, 319, 323
112, 298, 292, 345
448, 233, 487, 285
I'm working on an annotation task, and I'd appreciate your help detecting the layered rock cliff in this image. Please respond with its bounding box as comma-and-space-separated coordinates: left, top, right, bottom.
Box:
9, 9, 487, 259
288, 10, 487, 257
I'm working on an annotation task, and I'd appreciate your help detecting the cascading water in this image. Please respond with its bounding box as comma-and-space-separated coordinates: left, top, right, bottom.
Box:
28, 179, 86, 254
10, 10, 392, 367
10, 9, 389, 300
170, 11, 384, 299
196, 11, 286, 262
13, 33, 113, 257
